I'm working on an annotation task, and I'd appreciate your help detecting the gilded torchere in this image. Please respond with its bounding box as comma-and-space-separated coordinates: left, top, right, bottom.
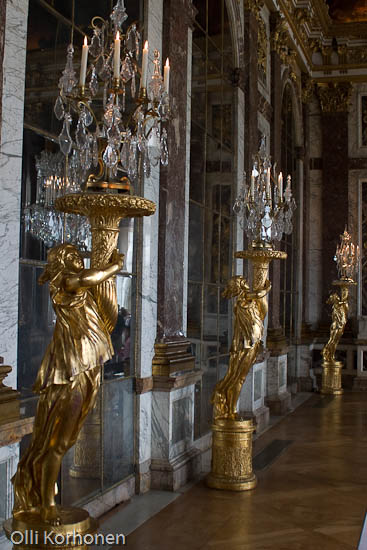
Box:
321, 229, 359, 395
207, 138, 295, 491
4, 193, 155, 549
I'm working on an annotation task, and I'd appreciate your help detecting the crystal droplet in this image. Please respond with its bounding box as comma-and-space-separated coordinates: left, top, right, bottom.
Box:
110, 0, 128, 30
121, 135, 130, 169
107, 124, 121, 146
96, 55, 110, 81
121, 55, 133, 82
83, 106, 93, 127
131, 73, 136, 98
89, 66, 99, 96
59, 115, 72, 156
128, 140, 137, 179
143, 152, 151, 178
54, 96, 65, 121
89, 31, 102, 58
103, 144, 118, 168
160, 129, 169, 166
76, 118, 88, 150
92, 135, 99, 167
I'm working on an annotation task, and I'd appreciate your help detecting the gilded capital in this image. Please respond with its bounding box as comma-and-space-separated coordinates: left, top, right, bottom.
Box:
317, 82, 352, 113
244, 0, 264, 17
301, 74, 315, 104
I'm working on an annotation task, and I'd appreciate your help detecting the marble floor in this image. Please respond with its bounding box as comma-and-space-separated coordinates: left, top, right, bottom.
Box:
107, 392, 367, 550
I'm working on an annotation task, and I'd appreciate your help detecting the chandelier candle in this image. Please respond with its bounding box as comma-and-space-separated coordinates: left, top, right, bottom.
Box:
141, 40, 149, 90
113, 31, 120, 80
79, 37, 88, 87
164, 58, 170, 94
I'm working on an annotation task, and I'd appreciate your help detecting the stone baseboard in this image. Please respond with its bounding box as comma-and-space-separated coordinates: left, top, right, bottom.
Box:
150, 448, 201, 491
265, 391, 292, 416
352, 377, 367, 391
135, 459, 151, 494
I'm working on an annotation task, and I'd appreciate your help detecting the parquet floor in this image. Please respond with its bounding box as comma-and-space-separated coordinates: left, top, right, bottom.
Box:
113, 392, 367, 549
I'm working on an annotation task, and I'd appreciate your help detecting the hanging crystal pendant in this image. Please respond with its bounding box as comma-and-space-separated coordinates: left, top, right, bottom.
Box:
58, 44, 77, 94
59, 114, 73, 156
89, 66, 99, 96
54, 96, 65, 121
160, 128, 169, 166
90, 29, 102, 58
111, 0, 128, 30
92, 134, 99, 167
76, 118, 88, 150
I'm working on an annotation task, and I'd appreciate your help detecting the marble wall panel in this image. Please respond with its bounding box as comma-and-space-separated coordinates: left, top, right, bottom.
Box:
239, 361, 266, 413
267, 354, 287, 397
151, 385, 194, 462
151, 392, 170, 460
0, 0, 28, 387
137, 392, 152, 464
0, 443, 18, 526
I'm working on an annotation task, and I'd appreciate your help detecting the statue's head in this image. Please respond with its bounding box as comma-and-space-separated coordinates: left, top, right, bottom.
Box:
222, 276, 249, 298
39, 244, 83, 285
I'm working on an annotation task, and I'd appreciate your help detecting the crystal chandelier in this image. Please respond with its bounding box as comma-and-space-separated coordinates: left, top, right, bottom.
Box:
23, 150, 91, 250
233, 137, 296, 246
53, 0, 171, 191
334, 229, 360, 282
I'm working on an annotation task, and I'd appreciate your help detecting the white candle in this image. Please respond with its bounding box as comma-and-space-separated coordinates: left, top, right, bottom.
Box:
79, 36, 89, 87
266, 167, 271, 196
164, 58, 170, 94
140, 40, 149, 90
278, 172, 283, 200
114, 31, 121, 80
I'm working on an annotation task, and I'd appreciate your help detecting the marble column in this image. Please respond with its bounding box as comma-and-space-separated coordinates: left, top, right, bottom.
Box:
243, 3, 260, 175
264, 15, 291, 414
150, 0, 202, 491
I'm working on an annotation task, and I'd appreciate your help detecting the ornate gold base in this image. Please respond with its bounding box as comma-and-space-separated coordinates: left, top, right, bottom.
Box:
3, 507, 98, 549
207, 418, 257, 491
320, 360, 344, 395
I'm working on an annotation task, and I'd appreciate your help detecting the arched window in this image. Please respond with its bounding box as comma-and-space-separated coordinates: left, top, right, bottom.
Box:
188, 0, 235, 437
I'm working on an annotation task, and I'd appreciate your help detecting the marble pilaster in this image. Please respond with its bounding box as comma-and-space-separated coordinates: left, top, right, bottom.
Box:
0, 0, 28, 387
319, 87, 350, 321
134, 0, 163, 492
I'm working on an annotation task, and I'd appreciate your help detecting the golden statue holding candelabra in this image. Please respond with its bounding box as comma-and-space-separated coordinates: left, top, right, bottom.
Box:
212, 276, 271, 420
321, 229, 359, 395
207, 138, 294, 491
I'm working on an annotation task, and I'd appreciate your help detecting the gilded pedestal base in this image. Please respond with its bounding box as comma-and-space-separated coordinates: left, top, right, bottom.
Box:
207, 418, 257, 491
3, 507, 97, 549
321, 361, 344, 395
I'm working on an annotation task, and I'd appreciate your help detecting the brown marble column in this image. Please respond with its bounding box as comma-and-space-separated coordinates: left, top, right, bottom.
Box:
267, 14, 286, 353
243, 2, 261, 174
317, 83, 352, 322
152, 0, 197, 378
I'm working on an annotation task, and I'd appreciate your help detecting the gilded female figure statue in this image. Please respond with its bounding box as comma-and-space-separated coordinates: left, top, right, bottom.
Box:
12, 243, 123, 525
212, 275, 271, 420
322, 286, 349, 364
